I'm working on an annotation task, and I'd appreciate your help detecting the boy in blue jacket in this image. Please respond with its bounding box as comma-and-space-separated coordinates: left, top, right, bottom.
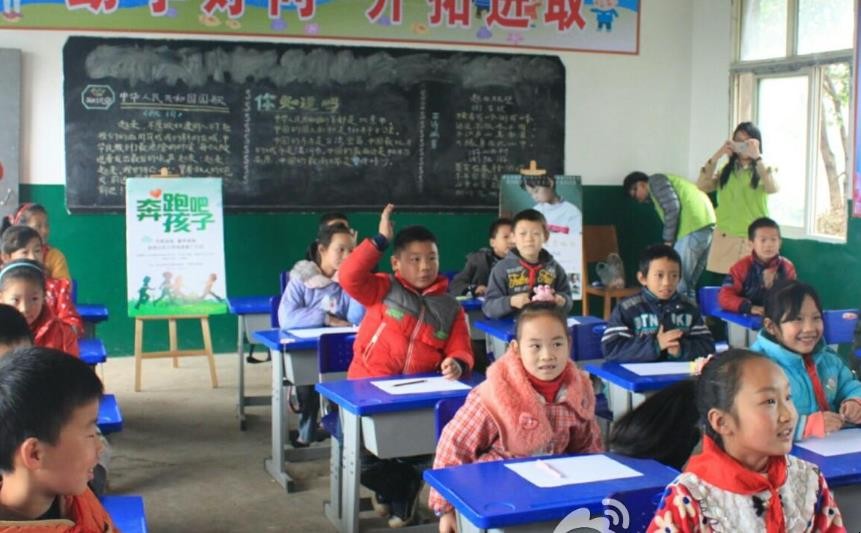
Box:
601, 244, 714, 361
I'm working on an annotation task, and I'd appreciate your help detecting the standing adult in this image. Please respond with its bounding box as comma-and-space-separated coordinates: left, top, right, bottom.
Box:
698, 122, 778, 274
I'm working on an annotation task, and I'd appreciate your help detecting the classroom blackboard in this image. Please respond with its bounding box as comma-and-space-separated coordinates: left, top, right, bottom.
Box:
63, 36, 565, 212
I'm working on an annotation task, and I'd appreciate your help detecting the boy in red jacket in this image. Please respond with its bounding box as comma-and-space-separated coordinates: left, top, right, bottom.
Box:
339, 204, 474, 527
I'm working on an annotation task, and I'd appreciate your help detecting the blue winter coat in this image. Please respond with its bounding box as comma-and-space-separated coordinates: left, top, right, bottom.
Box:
750, 331, 861, 441
277, 260, 365, 329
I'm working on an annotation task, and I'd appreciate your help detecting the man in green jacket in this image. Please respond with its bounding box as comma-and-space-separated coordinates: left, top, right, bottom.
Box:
623, 171, 716, 300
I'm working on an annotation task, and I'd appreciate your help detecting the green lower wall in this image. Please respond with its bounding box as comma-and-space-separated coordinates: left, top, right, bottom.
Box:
23, 183, 857, 356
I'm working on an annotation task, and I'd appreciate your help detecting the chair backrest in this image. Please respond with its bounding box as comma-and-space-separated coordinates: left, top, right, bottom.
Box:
823, 309, 859, 345
606, 486, 667, 533
442, 270, 458, 282
434, 397, 466, 443
697, 286, 721, 317
279, 271, 290, 293
582, 225, 621, 286
269, 295, 280, 328
317, 332, 356, 381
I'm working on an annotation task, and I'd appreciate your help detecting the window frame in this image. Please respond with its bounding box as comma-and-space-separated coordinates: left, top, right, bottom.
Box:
730, 0, 853, 243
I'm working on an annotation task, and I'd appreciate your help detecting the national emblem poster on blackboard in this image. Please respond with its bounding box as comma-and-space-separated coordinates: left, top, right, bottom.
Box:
126, 178, 227, 317
499, 171, 583, 300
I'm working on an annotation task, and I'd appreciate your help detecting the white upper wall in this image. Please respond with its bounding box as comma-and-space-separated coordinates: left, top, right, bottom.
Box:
0, 0, 731, 186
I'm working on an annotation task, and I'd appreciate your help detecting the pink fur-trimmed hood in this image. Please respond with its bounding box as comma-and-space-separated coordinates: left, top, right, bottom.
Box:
476, 348, 596, 456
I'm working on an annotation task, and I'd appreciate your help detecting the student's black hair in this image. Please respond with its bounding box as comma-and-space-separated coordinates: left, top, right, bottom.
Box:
696, 349, 768, 448
763, 279, 823, 330
511, 209, 548, 233
0, 204, 48, 234
719, 122, 763, 190
747, 216, 780, 241
0, 259, 46, 293
519, 174, 556, 191
637, 244, 682, 276
514, 301, 569, 341
0, 225, 42, 256
622, 171, 650, 195
609, 380, 700, 470
312, 223, 353, 266
0, 347, 103, 472
0, 304, 32, 348
319, 212, 350, 227
392, 225, 437, 255
488, 217, 513, 239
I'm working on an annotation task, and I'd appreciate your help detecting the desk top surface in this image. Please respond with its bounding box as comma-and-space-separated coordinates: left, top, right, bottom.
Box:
791, 441, 861, 487
585, 362, 691, 392
227, 295, 274, 315
423, 453, 678, 529
251, 328, 320, 351
713, 309, 763, 329
316, 373, 484, 416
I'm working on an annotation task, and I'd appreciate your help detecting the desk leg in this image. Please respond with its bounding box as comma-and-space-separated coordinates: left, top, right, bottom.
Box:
835, 485, 861, 531
323, 431, 342, 528
264, 347, 294, 492
341, 411, 361, 533
606, 382, 633, 421
726, 323, 750, 348
237, 315, 247, 431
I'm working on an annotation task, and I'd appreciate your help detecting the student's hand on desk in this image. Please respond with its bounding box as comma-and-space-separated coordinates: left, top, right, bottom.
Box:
750, 305, 765, 316
324, 314, 351, 327
657, 326, 683, 355
440, 357, 462, 380
438, 511, 457, 533
839, 400, 861, 424
378, 203, 395, 240
473, 285, 487, 296
823, 411, 845, 434
510, 293, 531, 309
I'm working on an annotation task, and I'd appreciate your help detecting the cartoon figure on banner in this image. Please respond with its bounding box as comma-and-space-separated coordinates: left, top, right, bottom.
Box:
171, 274, 187, 301
591, 0, 619, 31
153, 271, 174, 305
200, 273, 225, 302
134, 275, 153, 309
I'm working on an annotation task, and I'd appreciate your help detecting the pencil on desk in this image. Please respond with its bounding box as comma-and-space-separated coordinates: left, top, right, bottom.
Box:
393, 379, 427, 387
535, 459, 565, 479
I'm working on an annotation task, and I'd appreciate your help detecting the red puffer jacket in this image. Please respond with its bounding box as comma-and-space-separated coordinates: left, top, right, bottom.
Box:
340, 239, 474, 379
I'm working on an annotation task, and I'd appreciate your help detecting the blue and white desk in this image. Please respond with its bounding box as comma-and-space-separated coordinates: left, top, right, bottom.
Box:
473, 317, 515, 361
585, 362, 692, 421
252, 327, 332, 492
458, 297, 486, 341
227, 296, 274, 430
423, 453, 678, 532
792, 430, 861, 530
316, 373, 483, 533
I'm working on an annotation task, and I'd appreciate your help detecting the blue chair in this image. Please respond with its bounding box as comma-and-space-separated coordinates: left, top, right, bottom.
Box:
318, 332, 357, 441
269, 295, 280, 328
606, 486, 668, 533
434, 397, 466, 443
98, 394, 123, 434
823, 309, 858, 345
80, 338, 108, 366
279, 271, 290, 293
696, 286, 721, 317
101, 495, 148, 533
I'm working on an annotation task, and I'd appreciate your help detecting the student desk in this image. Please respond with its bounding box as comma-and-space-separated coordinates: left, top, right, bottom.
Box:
792, 434, 861, 530
458, 297, 486, 341
473, 317, 515, 361
227, 295, 274, 430
316, 373, 484, 533
584, 362, 691, 421
77, 304, 109, 337
715, 311, 762, 348
251, 327, 332, 492
423, 453, 678, 532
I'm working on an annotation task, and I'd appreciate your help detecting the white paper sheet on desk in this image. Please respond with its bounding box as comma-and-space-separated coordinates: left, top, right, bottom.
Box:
566, 317, 580, 326
621, 362, 691, 376
371, 376, 472, 395
505, 455, 643, 488
795, 428, 861, 457
285, 326, 358, 339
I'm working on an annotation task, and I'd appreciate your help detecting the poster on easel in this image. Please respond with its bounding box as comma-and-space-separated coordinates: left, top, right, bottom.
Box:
499, 164, 583, 300
125, 177, 227, 317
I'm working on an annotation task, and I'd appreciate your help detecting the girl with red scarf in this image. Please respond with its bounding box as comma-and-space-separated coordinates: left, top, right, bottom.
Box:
429, 302, 602, 533
0, 260, 78, 357
646, 350, 844, 532
1, 203, 70, 280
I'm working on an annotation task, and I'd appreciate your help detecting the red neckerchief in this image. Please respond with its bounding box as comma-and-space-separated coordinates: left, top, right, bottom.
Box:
525, 370, 564, 403
803, 354, 831, 411
686, 436, 787, 533
517, 258, 544, 291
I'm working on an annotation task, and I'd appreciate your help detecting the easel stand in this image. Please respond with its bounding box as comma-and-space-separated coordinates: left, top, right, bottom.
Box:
134, 315, 219, 392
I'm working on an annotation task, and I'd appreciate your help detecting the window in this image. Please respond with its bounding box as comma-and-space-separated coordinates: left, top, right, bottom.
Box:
733, 0, 853, 241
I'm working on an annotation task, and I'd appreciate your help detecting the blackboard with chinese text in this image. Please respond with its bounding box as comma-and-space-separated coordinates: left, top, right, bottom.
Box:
63, 36, 565, 212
